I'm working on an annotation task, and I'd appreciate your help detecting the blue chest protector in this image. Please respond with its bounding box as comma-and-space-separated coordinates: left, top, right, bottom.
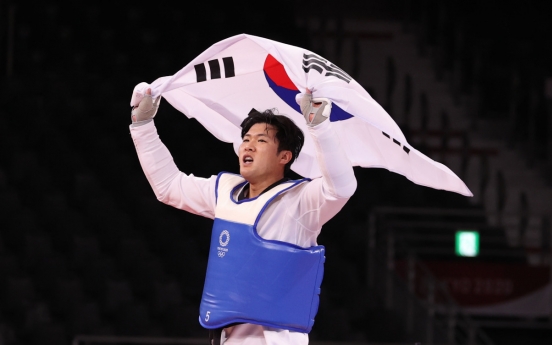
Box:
199, 173, 325, 333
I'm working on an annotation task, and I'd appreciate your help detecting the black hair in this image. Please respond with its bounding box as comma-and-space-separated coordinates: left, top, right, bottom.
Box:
240, 108, 304, 175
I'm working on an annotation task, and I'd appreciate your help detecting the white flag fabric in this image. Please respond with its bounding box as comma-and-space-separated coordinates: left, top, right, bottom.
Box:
130, 33, 472, 197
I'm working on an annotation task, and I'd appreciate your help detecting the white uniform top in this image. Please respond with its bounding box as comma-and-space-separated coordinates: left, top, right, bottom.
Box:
130, 119, 357, 345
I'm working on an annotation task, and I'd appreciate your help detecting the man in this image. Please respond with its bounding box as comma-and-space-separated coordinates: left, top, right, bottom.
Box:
129, 87, 357, 344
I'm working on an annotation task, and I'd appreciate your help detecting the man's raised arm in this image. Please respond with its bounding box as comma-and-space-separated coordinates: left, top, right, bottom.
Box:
298, 90, 357, 226
129, 88, 217, 219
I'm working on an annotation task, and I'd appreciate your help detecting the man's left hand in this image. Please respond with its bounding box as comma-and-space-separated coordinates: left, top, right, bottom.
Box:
299, 89, 332, 127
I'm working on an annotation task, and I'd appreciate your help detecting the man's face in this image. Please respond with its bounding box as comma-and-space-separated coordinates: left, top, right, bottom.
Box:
239, 123, 290, 183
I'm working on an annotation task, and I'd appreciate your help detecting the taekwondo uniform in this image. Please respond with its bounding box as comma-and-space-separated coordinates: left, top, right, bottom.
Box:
130, 119, 356, 345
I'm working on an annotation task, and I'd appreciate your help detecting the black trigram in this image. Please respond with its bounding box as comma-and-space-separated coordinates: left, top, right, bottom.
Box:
194, 56, 235, 83
302, 53, 352, 83
382, 131, 410, 154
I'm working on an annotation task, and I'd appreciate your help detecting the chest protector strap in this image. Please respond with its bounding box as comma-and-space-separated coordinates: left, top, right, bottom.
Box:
199, 173, 325, 333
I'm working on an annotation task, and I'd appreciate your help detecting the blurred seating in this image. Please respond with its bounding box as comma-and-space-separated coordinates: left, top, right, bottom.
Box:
21, 234, 53, 270
0, 188, 21, 229
161, 303, 199, 337
101, 278, 134, 317
0, 254, 21, 289
0, 168, 7, 190
115, 303, 161, 336
8, 151, 40, 186
80, 255, 118, 299
150, 280, 183, 318
69, 301, 113, 336
71, 235, 102, 272
38, 192, 69, 225
4, 208, 40, 251
2, 275, 36, 320
30, 254, 70, 298
73, 172, 103, 203
50, 277, 87, 319
30, 322, 67, 345
117, 236, 152, 272
0, 319, 16, 345
85, 193, 119, 228
126, 256, 166, 300
23, 301, 53, 337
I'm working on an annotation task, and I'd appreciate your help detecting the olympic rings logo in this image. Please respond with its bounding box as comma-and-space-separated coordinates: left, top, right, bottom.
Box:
218, 251, 226, 257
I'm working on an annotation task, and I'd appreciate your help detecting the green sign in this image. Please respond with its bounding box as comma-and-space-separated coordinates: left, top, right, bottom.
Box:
455, 231, 479, 257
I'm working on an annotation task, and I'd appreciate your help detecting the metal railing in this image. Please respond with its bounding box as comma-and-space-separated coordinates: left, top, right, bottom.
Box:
367, 207, 527, 345
368, 206, 552, 344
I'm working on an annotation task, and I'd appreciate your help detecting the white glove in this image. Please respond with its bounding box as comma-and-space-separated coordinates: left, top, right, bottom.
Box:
298, 92, 332, 127
131, 91, 161, 123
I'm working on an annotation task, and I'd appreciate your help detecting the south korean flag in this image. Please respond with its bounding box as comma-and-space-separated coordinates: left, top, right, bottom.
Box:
130, 34, 472, 197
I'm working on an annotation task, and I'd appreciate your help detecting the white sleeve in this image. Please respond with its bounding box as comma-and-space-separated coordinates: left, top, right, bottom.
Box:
307, 120, 357, 198
297, 120, 357, 227
129, 120, 217, 219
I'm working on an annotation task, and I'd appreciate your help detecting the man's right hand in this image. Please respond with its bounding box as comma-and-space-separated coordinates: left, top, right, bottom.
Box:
131, 88, 160, 123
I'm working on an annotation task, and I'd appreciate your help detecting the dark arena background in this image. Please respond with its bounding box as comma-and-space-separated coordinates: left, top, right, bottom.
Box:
1, 0, 552, 344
